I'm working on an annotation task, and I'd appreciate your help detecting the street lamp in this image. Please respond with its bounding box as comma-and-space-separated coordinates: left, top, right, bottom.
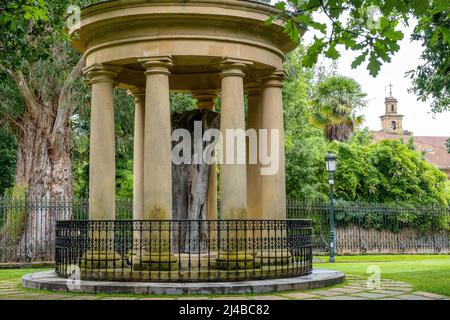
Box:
325, 151, 337, 263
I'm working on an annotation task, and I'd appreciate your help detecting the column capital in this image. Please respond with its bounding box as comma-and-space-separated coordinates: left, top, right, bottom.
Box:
128, 87, 146, 103
219, 58, 253, 78
83, 63, 122, 85
192, 90, 218, 111
139, 56, 173, 76
245, 82, 261, 97
259, 69, 287, 88
192, 89, 218, 102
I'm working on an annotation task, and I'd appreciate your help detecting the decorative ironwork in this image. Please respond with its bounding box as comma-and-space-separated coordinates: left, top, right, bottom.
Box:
55, 219, 313, 282
287, 199, 450, 254
1, 196, 449, 264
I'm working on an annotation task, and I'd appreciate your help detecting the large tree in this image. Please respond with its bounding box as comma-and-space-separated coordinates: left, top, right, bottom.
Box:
0, 1, 85, 199
310, 75, 367, 142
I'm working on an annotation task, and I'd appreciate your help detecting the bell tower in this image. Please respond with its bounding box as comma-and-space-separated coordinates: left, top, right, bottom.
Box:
380, 83, 403, 134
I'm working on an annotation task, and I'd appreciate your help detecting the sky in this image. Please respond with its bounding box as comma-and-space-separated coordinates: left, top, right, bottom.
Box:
284, 4, 450, 137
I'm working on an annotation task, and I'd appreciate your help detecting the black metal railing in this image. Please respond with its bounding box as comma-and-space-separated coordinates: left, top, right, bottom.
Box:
55, 219, 313, 282
0, 196, 130, 263
1, 196, 449, 263
287, 199, 450, 254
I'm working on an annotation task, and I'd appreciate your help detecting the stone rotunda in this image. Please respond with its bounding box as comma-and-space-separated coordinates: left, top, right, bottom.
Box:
23, 1, 343, 289
75, 0, 298, 225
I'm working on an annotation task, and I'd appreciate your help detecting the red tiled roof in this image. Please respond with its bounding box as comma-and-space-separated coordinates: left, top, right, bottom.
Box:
372, 131, 450, 170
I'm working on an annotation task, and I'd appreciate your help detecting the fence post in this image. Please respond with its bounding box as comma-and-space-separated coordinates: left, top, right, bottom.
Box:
431, 202, 441, 253
23, 191, 29, 262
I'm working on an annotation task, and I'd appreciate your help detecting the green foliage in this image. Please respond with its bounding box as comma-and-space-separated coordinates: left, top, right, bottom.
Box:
282, 48, 447, 205
170, 93, 196, 113
70, 74, 93, 198
0, 128, 17, 195
310, 75, 367, 142
406, 136, 416, 151
0, 74, 25, 123
329, 139, 449, 205
116, 160, 133, 199
407, 2, 450, 113
0, 184, 27, 240
445, 181, 450, 202
71, 87, 136, 198
0, 0, 50, 71
0, 0, 88, 73
331, 200, 448, 233
274, 0, 450, 113
347, 127, 373, 146
283, 48, 329, 200
329, 142, 382, 201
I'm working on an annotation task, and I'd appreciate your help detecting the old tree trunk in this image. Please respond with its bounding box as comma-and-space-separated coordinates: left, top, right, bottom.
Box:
4, 53, 85, 260
15, 107, 72, 199
171, 109, 219, 252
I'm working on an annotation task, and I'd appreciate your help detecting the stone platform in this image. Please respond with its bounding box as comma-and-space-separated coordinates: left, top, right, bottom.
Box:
22, 269, 344, 295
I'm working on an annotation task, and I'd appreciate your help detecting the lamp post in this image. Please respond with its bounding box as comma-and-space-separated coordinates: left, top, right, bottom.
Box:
325, 151, 337, 263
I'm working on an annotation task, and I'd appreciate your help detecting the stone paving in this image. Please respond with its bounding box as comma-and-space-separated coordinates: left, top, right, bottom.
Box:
0, 276, 448, 300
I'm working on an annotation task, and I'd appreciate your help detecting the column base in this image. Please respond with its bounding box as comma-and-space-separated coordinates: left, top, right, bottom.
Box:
212, 252, 260, 270
130, 251, 179, 271
255, 249, 292, 265
79, 251, 126, 269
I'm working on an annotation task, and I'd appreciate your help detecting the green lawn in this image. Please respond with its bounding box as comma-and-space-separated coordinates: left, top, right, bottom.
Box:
0, 268, 52, 281
0, 255, 449, 298
314, 255, 450, 296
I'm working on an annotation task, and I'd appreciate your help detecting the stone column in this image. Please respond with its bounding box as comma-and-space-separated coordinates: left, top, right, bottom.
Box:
245, 83, 262, 220
82, 63, 122, 269
258, 70, 289, 266
129, 88, 145, 221
193, 90, 217, 221
259, 70, 287, 220
139, 56, 173, 221
219, 59, 249, 221
84, 64, 121, 221
136, 56, 177, 270
215, 58, 256, 270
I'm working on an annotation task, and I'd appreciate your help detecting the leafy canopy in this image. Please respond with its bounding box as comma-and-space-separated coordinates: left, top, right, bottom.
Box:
329, 138, 449, 205
273, 0, 450, 112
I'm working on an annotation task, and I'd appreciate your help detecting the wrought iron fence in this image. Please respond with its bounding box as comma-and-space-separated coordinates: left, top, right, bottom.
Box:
1, 196, 449, 264
287, 199, 450, 254
0, 196, 131, 263
55, 219, 312, 282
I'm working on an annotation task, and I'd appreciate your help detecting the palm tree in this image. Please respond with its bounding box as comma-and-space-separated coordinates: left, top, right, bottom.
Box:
310, 75, 367, 142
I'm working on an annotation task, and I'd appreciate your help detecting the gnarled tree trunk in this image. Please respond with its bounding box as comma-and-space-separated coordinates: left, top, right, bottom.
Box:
15, 109, 72, 199
5, 54, 85, 261
14, 109, 72, 260
171, 109, 219, 253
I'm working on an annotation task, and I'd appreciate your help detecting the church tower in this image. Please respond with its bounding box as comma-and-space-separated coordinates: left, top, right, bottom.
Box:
380, 83, 404, 134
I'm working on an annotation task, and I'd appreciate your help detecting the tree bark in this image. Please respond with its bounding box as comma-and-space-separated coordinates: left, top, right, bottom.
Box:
326, 123, 352, 142
171, 109, 219, 253
15, 110, 72, 199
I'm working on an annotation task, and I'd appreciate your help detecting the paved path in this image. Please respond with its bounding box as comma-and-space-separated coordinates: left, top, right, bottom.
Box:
0, 275, 448, 300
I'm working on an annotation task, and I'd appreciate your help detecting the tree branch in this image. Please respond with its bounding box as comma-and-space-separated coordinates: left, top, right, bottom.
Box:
50, 56, 86, 153
5, 68, 40, 116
